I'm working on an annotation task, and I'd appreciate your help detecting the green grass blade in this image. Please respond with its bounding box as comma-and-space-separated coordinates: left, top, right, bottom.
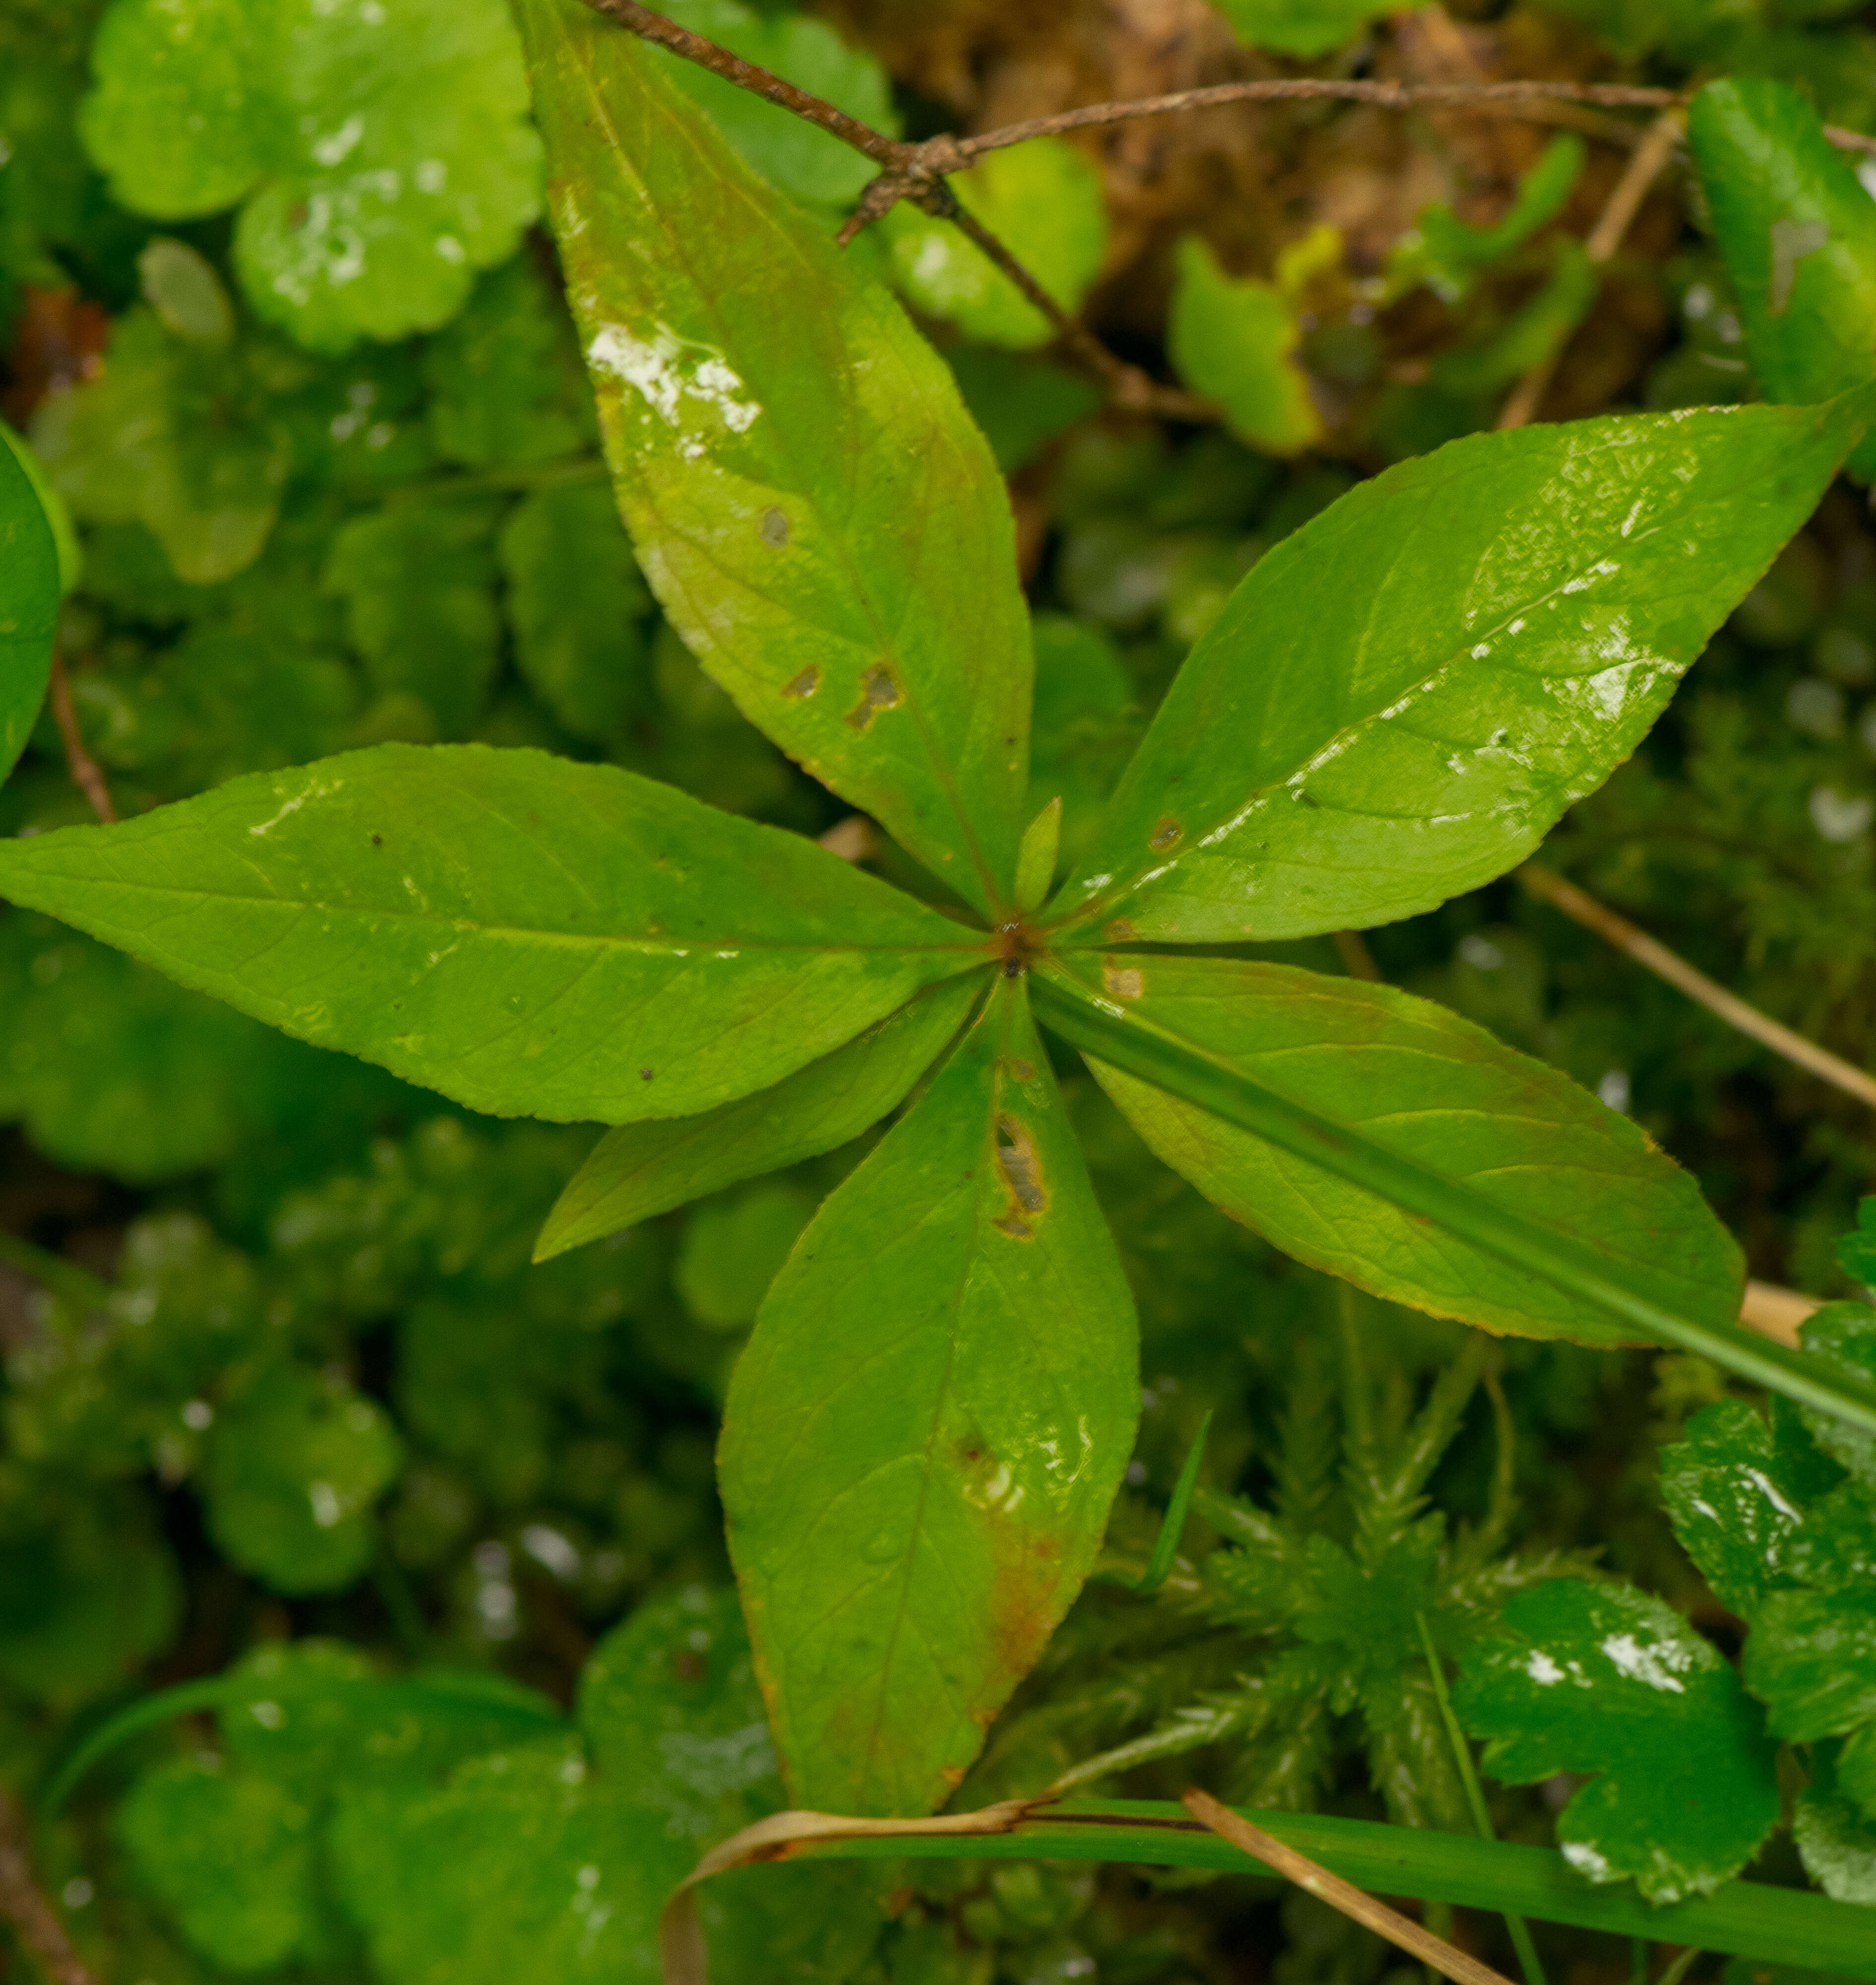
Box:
1418, 1610, 1548, 1985
1029, 966, 1876, 1436
1132, 1408, 1212, 1596
789, 1798, 1876, 1976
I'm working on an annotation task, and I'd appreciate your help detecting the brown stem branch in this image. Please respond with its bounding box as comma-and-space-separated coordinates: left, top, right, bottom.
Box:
577, 0, 902, 165
0, 1791, 95, 1985
46, 650, 116, 826
954, 78, 1684, 161
1496, 106, 1684, 431
943, 204, 1217, 421
1517, 861, 1876, 1110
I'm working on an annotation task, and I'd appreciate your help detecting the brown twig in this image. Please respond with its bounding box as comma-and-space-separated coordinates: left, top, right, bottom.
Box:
943, 205, 1216, 421
1182, 1790, 1519, 1985
1518, 862, 1876, 1110
578, 0, 899, 165
0, 1791, 95, 1985
46, 650, 116, 825
1497, 107, 1684, 430
952, 79, 1682, 161
583, 2, 1876, 427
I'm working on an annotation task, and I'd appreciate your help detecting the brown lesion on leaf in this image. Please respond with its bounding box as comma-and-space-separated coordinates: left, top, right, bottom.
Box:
1102, 961, 1145, 1001
1104, 917, 1135, 942
760, 505, 790, 546
993, 1114, 1048, 1239
844, 662, 902, 730
1006, 1057, 1035, 1082
1149, 817, 1183, 850
782, 665, 820, 698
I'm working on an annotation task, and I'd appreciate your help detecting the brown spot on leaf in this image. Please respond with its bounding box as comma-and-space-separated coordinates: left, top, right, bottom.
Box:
993, 1115, 1047, 1239
1103, 962, 1145, 1001
760, 505, 790, 546
1149, 817, 1183, 851
782, 665, 819, 698
1007, 1058, 1035, 1083
844, 662, 902, 731
1104, 918, 1135, 942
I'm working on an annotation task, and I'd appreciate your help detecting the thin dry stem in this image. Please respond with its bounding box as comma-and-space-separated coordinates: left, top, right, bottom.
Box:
579, 3, 1876, 428
0, 1790, 95, 1985
578, 0, 899, 164
1333, 929, 1383, 981
1519, 862, 1876, 1109
1498, 107, 1684, 430
47, 649, 117, 825
953, 79, 1682, 161
1182, 1790, 1518, 1985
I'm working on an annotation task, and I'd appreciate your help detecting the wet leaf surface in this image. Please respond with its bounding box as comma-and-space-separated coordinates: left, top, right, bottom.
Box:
1056, 950, 1742, 1344
719, 979, 1137, 1813
1456, 1579, 1781, 1903
1049, 405, 1860, 943
517, 0, 1032, 915
0, 743, 983, 1124
1659, 1396, 1845, 1616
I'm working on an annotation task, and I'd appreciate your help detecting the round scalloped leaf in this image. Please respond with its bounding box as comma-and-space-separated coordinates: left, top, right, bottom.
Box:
117, 1756, 329, 1974
200, 1363, 403, 1595
79, 0, 540, 352
1455, 1580, 1780, 1904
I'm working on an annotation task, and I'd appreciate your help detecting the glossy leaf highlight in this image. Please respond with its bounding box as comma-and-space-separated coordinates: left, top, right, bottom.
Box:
720, 979, 1138, 1814
0, 744, 981, 1124
1052, 951, 1741, 1346
1050, 404, 1862, 943
517, 0, 1033, 914
1456, 1580, 1781, 1904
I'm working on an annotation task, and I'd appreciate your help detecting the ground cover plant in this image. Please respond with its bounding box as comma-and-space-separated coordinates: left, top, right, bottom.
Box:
3, 1, 1876, 1982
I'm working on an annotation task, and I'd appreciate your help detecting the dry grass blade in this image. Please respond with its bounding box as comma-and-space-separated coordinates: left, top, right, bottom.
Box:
1497, 107, 1685, 430
47, 648, 116, 824
1182, 1789, 1520, 1985
658, 1801, 1035, 1985
1518, 863, 1876, 1109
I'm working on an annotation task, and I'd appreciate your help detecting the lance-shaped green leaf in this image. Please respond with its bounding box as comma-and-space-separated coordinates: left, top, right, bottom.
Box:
535, 974, 985, 1260
0, 423, 58, 781
1455, 1580, 1781, 1905
516, 0, 1032, 917
1688, 79, 1876, 480
1048, 403, 1861, 944
0, 743, 983, 1125
1047, 951, 1739, 1346
719, 978, 1138, 1814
